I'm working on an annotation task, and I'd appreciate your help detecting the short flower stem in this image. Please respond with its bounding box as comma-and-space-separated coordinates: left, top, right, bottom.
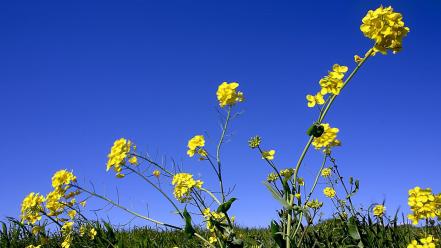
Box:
131, 154, 173, 176
125, 166, 184, 219
216, 106, 232, 203
72, 185, 182, 230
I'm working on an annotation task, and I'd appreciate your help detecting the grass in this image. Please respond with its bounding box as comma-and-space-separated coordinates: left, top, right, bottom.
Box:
1, 215, 438, 248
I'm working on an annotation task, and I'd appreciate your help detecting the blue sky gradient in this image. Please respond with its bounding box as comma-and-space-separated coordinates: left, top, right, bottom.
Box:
1, 0, 440, 227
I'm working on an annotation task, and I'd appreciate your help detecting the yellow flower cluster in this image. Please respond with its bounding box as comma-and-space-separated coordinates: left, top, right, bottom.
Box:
52, 170, 77, 191
321, 168, 332, 178
306, 93, 325, 108
80, 225, 97, 240
172, 173, 203, 202
306, 199, 323, 210
361, 6, 410, 55
323, 187, 336, 198
106, 138, 135, 178
262, 150, 275, 160
280, 168, 295, 178
319, 64, 348, 96
407, 235, 437, 248
266, 172, 278, 183
373, 204, 386, 217
312, 123, 340, 150
407, 187, 441, 225
187, 135, 206, 158
203, 208, 226, 232
216, 82, 244, 107
61, 221, 74, 248
306, 64, 348, 108
20, 193, 45, 224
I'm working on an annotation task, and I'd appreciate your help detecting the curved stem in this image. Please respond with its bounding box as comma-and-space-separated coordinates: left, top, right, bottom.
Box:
72, 185, 182, 230
124, 166, 184, 219
200, 188, 221, 205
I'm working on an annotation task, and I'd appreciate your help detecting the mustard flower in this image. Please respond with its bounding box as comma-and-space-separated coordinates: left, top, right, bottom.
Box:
20, 193, 45, 224
128, 156, 138, 165
45, 190, 64, 216
153, 169, 161, 178
306, 199, 323, 210
323, 187, 336, 198
172, 173, 203, 202
407, 187, 441, 225
321, 168, 332, 178
203, 208, 226, 232
306, 92, 325, 108
106, 138, 133, 177
319, 64, 348, 96
280, 168, 294, 178
26, 245, 41, 248
312, 123, 340, 150
361, 6, 410, 55
266, 172, 278, 183
297, 177, 305, 186
248, 136, 261, 149
262, 150, 275, 160
209, 236, 217, 244
89, 228, 97, 240
187, 135, 205, 157
216, 82, 244, 107
52, 170, 77, 191
407, 235, 437, 248
373, 204, 386, 217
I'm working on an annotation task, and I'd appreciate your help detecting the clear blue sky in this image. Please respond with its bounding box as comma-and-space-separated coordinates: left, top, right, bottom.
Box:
1, 0, 440, 228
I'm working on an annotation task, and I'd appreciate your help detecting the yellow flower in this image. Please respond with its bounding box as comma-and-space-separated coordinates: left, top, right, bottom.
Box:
68, 210, 77, 219
407, 187, 441, 225
262, 150, 275, 160
216, 82, 244, 107
321, 168, 332, 178
106, 138, 132, 175
373, 204, 386, 217
153, 170, 161, 178
297, 178, 305, 186
361, 6, 410, 55
172, 173, 203, 202
45, 190, 64, 216
20, 192, 45, 224
26, 245, 41, 248
407, 235, 437, 248
203, 208, 226, 232
354, 55, 363, 63
266, 172, 278, 183
306, 93, 325, 108
323, 187, 336, 198
187, 135, 205, 157
306, 199, 323, 209
295, 193, 301, 199
89, 228, 97, 240
31, 226, 43, 235
80, 201, 87, 207
52, 170, 77, 191
209, 236, 217, 244
312, 123, 340, 150
129, 156, 138, 165
319, 64, 348, 96
280, 168, 294, 178
79, 225, 86, 236
61, 235, 73, 248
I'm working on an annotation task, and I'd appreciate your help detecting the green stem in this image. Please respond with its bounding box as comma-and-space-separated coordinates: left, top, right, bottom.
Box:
131, 154, 173, 176
200, 187, 221, 205
72, 185, 182, 230
216, 106, 232, 203
286, 194, 294, 248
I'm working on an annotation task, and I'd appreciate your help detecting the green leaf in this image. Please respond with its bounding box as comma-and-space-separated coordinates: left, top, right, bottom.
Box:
217, 198, 237, 213
183, 207, 195, 238
263, 181, 292, 210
